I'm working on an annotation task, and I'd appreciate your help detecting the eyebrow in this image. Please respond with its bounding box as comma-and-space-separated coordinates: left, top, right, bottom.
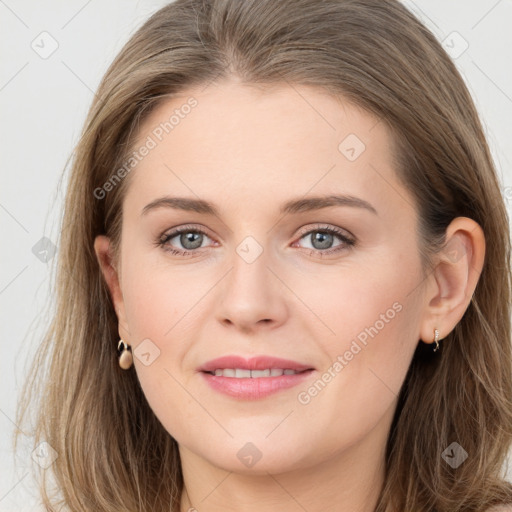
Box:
141, 194, 378, 217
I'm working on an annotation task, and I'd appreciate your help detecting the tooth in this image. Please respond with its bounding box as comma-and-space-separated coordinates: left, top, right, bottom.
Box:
251, 369, 270, 378
210, 368, 301, 378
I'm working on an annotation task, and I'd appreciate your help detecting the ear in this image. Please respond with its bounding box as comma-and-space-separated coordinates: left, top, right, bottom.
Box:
419, 216, 485, 346
94, 235, 131, 341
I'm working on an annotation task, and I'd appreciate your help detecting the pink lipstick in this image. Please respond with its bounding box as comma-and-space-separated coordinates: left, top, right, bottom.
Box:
198, 355, 315, 400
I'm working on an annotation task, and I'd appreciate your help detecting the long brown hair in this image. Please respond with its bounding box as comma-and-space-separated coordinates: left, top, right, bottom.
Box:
15, 0, 512, 510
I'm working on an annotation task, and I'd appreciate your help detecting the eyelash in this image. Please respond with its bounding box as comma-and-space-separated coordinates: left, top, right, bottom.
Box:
156, 224, 356, 258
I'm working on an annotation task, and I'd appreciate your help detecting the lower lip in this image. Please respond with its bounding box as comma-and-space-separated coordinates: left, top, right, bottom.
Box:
200, 370, 315, 400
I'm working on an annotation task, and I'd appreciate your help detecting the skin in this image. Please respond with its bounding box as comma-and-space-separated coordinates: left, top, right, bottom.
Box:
95, 77, 485, 512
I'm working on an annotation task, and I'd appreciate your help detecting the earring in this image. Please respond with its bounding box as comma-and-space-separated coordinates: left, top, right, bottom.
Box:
118, 339, 133, 369
432, 328, 440, 352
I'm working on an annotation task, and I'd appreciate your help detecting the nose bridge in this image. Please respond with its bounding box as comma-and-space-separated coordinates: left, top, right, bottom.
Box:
229, 233, 273, 298
216, 233, 288, 330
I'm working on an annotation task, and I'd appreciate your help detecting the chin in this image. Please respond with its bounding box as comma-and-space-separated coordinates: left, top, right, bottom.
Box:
191, 434, 320, 476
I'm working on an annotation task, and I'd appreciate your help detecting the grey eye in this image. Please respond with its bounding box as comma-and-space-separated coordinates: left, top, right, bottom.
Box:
308, 231, 335, 250
176, 231, 204, 250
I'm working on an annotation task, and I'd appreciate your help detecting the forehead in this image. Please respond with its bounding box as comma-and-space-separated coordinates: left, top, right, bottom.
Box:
123, 80, 408, 219
134, 80, 386, 158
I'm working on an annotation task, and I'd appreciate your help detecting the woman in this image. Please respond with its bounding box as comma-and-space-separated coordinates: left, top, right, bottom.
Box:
16, 0, 512, 510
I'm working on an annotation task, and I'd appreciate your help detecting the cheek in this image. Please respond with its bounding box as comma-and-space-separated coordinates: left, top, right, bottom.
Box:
319, 250, 421, 348
121, 253, 193, 341
122, 266, 193, 439
294, 261, 422, 456
119, 254, 208, 432
313, 249, 423, 400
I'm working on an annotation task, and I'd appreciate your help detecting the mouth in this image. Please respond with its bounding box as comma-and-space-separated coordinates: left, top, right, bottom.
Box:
198, 355, 315, 400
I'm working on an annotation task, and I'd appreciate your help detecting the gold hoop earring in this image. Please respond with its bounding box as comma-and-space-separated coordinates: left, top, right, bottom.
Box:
118, 339, 133, 369
433, 328, 440, 352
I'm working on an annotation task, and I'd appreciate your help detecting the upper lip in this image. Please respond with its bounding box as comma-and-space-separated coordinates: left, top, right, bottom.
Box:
198, 355, 314, 373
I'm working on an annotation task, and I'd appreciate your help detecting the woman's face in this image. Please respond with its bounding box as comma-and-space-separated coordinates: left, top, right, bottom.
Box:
99, 79, 428, 474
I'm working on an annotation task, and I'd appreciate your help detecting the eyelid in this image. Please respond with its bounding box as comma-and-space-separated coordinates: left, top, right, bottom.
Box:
295, 223, 355, 242
158, 224, 214, 247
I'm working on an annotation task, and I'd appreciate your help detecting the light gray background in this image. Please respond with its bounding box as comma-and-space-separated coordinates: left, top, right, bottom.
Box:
1, 1, 511, 510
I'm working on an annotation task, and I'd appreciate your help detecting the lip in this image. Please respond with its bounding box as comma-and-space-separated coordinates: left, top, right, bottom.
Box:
198, 355, 315, 400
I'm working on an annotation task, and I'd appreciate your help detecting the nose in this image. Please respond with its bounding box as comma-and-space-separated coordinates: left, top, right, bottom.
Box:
215, 240, 288, 334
